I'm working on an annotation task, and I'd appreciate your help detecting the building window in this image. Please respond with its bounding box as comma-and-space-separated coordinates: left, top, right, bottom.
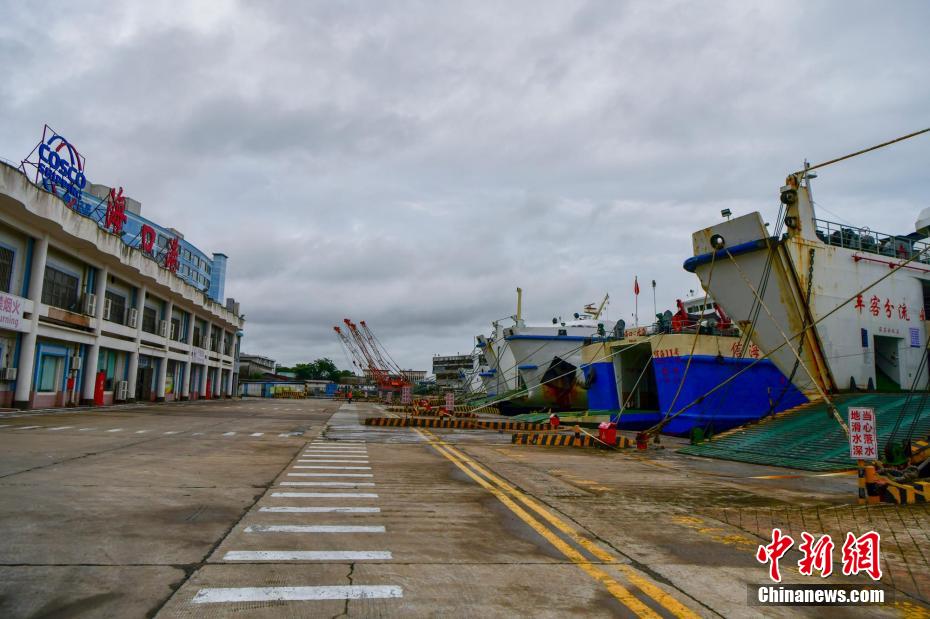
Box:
105, 290, 126, 325
142, 306, 158, 333
0, 246, 13, 293
170, 317, 181, 341
37, 355, 62, 392
42, 266, 80, 311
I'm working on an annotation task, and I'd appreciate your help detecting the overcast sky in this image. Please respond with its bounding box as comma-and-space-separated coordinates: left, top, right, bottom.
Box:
1, 1, 928, 372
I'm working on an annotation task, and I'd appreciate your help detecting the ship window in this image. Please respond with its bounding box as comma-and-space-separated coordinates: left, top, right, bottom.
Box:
558, 329, 567, 336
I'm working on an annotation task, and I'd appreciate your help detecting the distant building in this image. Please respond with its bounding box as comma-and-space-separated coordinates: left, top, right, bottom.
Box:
361, 369, 427, 383
239, 354, 276, 377
432, 354, 473, 390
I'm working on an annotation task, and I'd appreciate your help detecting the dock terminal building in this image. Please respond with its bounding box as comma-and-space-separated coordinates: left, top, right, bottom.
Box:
0, 129, 244, 409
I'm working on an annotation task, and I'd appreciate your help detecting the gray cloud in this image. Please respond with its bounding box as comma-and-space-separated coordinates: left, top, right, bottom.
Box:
1, 0, 929, 370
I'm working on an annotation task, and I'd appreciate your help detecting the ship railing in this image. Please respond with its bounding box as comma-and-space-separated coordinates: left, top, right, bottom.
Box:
814, 219, 930, 264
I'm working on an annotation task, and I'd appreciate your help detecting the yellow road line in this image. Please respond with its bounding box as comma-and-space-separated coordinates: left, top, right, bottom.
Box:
417, 433, 661, 618
423, 430, 698, 619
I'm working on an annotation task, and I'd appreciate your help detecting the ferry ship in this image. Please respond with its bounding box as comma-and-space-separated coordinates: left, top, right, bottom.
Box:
476, 318, 521, 397
685, 165, 930, 398
502, 296, 614, 411
581, 298, 806, 435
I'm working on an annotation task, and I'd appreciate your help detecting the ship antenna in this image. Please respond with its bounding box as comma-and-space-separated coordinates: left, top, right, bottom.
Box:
796, 127, 930, 176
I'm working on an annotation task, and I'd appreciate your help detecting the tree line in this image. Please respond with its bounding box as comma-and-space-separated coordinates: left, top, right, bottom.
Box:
271, 358, 355, 382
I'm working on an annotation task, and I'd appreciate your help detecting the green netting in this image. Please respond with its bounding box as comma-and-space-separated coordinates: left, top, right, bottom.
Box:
508, 412, 552, 423
679, 394, 930, 471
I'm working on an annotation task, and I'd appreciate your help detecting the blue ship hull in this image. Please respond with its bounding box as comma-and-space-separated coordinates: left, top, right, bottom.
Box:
584, 355, 807, 436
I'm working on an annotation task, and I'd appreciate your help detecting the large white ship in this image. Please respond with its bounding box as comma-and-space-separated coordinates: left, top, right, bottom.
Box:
685, 163, 930, 398
503, 296, 615, 410
476, 318, 521, 397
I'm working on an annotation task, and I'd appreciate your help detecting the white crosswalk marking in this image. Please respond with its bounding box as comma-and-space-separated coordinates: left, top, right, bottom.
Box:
279, 481, 375, 487
294, 465, 372, 469
106, 428, 124, 433
244, 524, 385, 533
287, 473, 373, 477
271, 492, 378, 498
191, 585, 402, 603
223, 550, 391, 561
49, 426, 73, 431
14, 425, 41, 430
259, 506, 380, 513
183, 415, 397, 608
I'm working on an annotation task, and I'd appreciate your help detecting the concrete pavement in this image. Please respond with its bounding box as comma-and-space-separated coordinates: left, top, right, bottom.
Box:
0, 399, 926, 617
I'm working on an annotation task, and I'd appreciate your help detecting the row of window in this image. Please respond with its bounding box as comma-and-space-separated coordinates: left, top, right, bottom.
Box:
37, 267, 227, 347
0, 245, 213, 303
179, 265, 210, 288
179, 247, 211, 274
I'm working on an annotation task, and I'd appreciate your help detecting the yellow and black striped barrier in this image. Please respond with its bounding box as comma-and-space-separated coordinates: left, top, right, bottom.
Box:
383, 405, 499, 416
272, 391, 306, 399
876, 475, 928, 505
511, 432, 635, 449
363, 417, 551, 431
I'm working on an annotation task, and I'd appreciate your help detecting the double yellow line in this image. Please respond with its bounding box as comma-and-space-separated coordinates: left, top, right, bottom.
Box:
415, 428, 699, 618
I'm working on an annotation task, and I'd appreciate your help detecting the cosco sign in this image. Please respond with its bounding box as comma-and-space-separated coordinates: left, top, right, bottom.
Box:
36, 134, 86, 207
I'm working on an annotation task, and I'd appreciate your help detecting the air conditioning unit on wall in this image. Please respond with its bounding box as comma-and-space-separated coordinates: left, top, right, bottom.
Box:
70, 355, 82, 371
0, 367, 17, 381
158, 320, 169, 338
103, 298, 112, 321
128, 308, 138, 328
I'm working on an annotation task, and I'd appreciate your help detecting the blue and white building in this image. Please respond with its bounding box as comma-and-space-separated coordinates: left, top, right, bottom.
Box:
0, 153, 244, 409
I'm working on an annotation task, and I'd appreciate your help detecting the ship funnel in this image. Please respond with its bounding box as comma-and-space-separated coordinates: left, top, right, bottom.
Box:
915, 207, 930, 238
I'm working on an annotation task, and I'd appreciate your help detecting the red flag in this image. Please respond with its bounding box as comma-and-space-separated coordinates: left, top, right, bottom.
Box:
634, 276, 640, 296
